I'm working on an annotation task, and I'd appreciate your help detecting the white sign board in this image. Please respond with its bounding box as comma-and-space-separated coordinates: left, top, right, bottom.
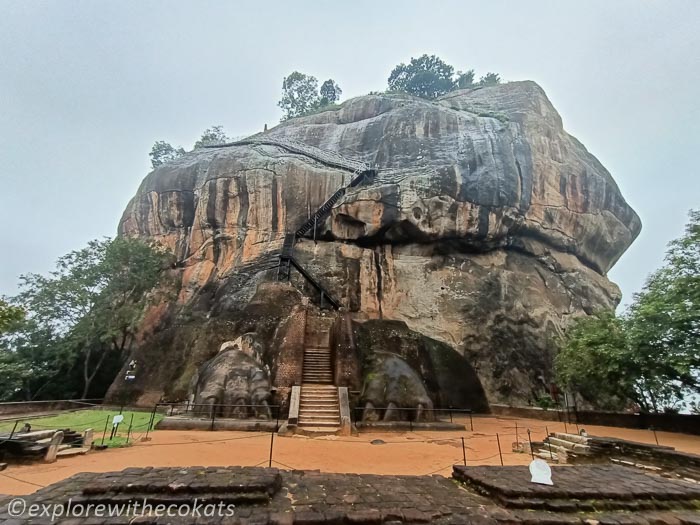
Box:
112, 415, 124, 427
529, 458, 553, 485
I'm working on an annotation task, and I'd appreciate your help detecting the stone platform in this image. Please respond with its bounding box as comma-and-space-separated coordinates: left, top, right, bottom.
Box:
2, 465, 699, 524
156, 416, 279, 432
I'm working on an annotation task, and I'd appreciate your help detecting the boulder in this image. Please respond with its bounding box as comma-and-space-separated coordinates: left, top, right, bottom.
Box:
108, 81, 639, 407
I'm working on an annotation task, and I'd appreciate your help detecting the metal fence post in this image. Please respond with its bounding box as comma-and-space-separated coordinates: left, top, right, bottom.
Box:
461, 437, 467, 466
527, 429, 534, 460
268, 432, 275, 468
496, 433, 504, 466
8, 421, 18, 441
126, 414, 134, 444
101, 415, 110, 446
469, 411, 474, 431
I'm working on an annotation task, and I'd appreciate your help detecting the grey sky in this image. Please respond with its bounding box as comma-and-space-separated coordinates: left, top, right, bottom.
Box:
1, 1, 698, 308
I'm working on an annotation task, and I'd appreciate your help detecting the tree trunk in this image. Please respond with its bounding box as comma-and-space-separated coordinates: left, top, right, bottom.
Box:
82, 345, 110, 399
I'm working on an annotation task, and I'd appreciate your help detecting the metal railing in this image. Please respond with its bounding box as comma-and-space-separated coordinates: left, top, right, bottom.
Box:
352, 406, 474, 431
149, 402, 283, 433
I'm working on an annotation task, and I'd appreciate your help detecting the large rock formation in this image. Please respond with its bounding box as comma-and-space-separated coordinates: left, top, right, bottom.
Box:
109, 81, 640, 409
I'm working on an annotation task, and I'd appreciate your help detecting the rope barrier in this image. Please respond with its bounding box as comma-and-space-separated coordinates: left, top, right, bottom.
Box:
0, 471, 46, 488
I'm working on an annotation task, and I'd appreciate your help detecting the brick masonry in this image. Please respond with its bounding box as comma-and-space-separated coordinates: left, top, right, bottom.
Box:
2, 465, 700, 524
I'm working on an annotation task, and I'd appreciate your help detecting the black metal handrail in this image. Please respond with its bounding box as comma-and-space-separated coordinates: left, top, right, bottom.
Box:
148, 402, 284, 434
352, 406, 474, 430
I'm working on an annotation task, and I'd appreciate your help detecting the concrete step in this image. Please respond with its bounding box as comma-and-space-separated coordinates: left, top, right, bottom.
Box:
301, 385, 336, 390
300, 393, 337, 397
552, 432, 590, 445
546, 436, 591, 453
56, 447, 89, 458
300, 399, 338, 405
297, 426, 340, 432
299, 418, 340, 426
540, 443, 569, 455
299, 408, 340, 414
536, 450, 559, 462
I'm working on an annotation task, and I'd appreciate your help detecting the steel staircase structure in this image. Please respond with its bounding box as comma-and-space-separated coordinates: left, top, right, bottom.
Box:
206, 136, 377, 310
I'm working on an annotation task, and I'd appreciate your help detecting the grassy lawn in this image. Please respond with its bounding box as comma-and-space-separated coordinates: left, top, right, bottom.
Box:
0, 409, 163, 448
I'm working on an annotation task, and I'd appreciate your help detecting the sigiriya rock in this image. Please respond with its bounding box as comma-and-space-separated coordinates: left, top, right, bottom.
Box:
106, 81, 640, 428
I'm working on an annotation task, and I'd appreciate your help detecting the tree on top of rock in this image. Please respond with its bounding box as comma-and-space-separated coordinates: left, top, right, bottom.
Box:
278, 72, 342, 120
149, 141, 186, 169
456, 69, 476, 89
193, 125, 230, 149
387, 55, 502, 98
479, 72, 501, 86
387, 54, 456, 99
278, 72, 319, 120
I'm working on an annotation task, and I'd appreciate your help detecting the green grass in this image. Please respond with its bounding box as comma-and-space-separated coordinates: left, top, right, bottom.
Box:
0, 409, 164, 448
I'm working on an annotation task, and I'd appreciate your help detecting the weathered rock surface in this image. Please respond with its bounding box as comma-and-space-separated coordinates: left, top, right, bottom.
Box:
110, 81, 640, 407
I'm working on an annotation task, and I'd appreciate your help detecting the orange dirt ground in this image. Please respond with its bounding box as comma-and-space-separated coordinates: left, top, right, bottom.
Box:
2, 415, 699, 495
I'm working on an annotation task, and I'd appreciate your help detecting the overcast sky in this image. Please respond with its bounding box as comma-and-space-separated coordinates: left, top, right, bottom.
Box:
1, 1, 698, 308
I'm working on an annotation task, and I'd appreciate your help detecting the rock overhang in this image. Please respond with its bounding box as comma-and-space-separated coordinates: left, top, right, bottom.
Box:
123, 80, 640, 277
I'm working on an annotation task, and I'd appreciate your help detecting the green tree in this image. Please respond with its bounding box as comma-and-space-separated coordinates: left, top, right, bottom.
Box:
555, 311, 643, 411
556, 210, 700, 412
456, 69, 476, 89
319, 79, 342, 106
387, 54, 456, 99
6, 237, 173, 400
0, 299, 23, 334
149, 141, 185, 169
479, 72, 501, 86
278, 71, 320, 120
626, 210, 700, 404
193, 125, 230, 149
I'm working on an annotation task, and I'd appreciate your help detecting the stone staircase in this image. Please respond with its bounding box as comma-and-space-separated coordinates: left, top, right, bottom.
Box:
298, 313, 340, 432
298, 385, 341, 431
530, 432, 593, 463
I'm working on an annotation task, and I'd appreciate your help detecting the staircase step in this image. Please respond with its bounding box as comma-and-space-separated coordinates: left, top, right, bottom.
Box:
546, 437, 591, 453
299, 411, 339, 417
299, 423, 340, 432
300, 391, 337, 396
299, 417, 340, 424
552, 432, 590, 445
536, 451, 559, 462
56, 447, 89, 458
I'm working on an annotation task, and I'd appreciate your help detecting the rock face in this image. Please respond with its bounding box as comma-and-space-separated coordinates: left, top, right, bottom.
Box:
109, 81, 640, 408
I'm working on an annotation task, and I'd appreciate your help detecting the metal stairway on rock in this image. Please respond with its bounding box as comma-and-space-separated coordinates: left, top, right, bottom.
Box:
275, 159, 376, 309
206, 135, 377, 310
